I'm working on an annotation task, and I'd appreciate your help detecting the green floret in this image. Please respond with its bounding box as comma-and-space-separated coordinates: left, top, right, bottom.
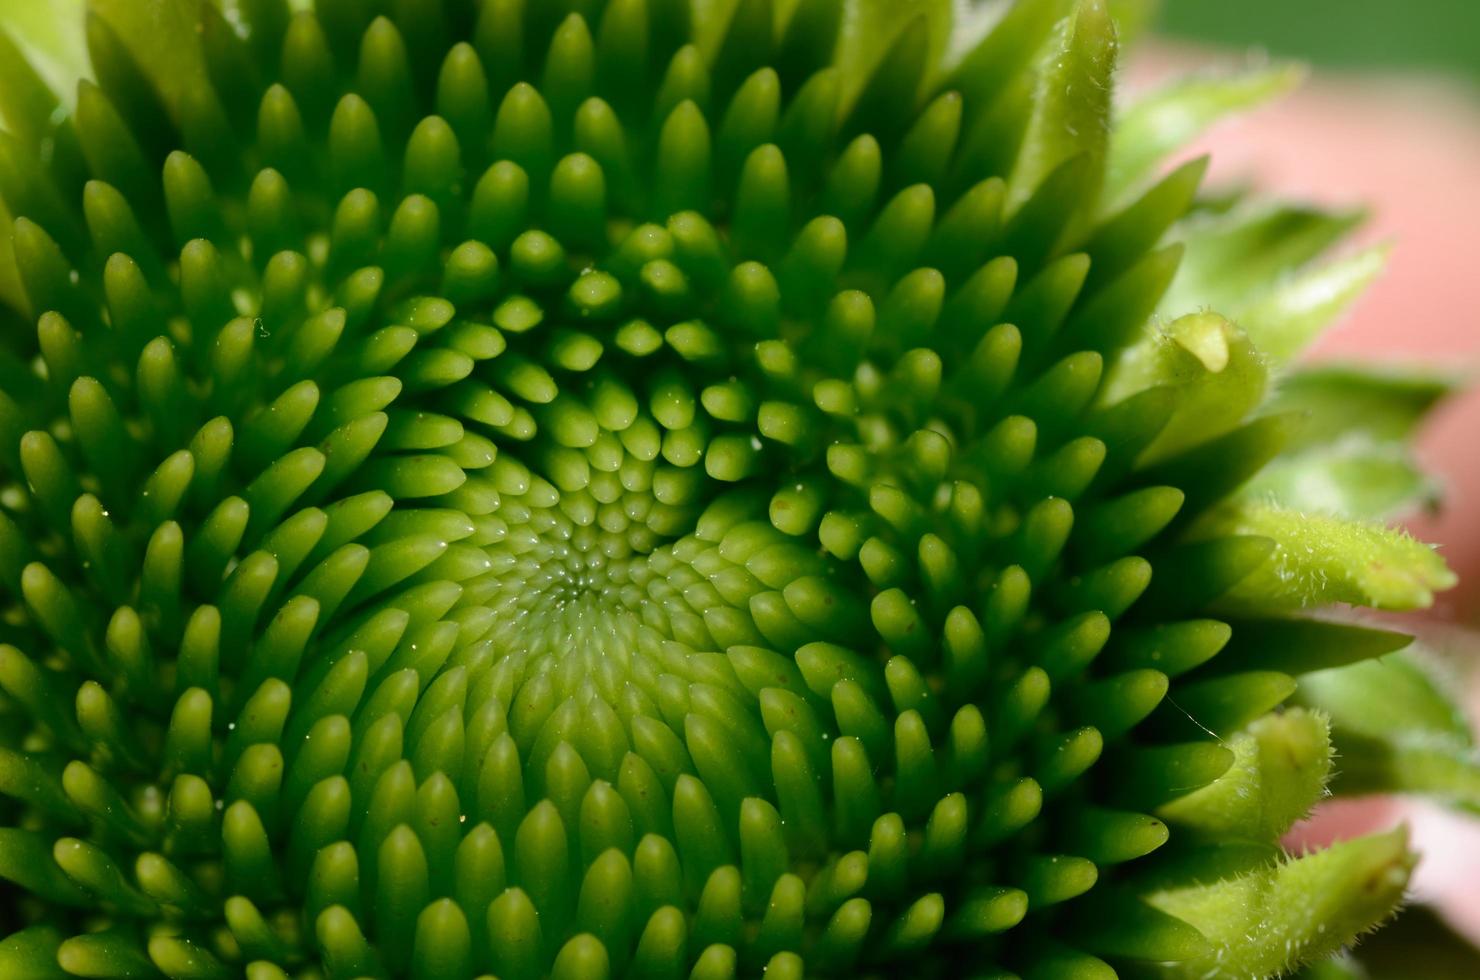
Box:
0, 1, 1462, 979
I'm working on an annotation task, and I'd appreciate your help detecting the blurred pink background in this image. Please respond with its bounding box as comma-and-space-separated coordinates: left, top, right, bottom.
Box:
1129, 44, 1480, 943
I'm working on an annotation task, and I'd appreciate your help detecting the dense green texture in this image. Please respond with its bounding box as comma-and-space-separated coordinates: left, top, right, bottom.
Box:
0, 1, 1458, 978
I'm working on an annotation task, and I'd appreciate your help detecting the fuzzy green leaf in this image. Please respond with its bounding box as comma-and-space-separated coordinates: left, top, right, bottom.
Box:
947, 0, 1073, 113
1007, 0, 1117, 213
1162, 203, 1363, 322
1196, 501, 1456, 612
1156, 708, 1332, 843
1297, 651, 1480, 809
1103, 312, 1267, 464
1107, 62, 1304, 202
1148, 828, 1416, 980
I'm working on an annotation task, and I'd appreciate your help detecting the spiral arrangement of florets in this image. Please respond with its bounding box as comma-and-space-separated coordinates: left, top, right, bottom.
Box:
0, 1, 1451, 978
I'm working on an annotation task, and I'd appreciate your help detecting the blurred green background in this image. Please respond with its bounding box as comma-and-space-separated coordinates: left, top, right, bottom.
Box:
7, 2, 1476, 89
1158, 0, 1480, 85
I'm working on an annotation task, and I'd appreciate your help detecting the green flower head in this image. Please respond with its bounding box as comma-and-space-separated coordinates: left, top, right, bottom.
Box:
0, 1, 1463, 978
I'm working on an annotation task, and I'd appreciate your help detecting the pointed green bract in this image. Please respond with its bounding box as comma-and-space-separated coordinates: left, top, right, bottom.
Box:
1007, 0, 1117, 214
1157, 708, 1332, 841
1196, 501, 1456, 612
1148, 828, 1416, 980
0, 2, 1457, 979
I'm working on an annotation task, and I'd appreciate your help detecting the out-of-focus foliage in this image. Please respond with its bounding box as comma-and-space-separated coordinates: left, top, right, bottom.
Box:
1159, 0, 1480, 85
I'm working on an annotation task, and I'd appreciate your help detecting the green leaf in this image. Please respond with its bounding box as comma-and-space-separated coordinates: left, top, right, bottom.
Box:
1244, 440, 1438, 521
1161, 202, 1363, 321
1194, 502, 1455, 612
1245, 364, 1457, 520
1237, 244, 1388, 365
1147, 827, 1415, 980
1072, 891, 1210, 963
1296, 650, 1480, 809
1102, 312, 1267, 464
1006, 0, 1118, 213
1107, 61, 1305, 203
948, 0, 1074, 112
1302, 650, 1471, 742
1268, 364, 1460, 454
1156, 708, 1333, 844
1215, 616, 1412, 676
